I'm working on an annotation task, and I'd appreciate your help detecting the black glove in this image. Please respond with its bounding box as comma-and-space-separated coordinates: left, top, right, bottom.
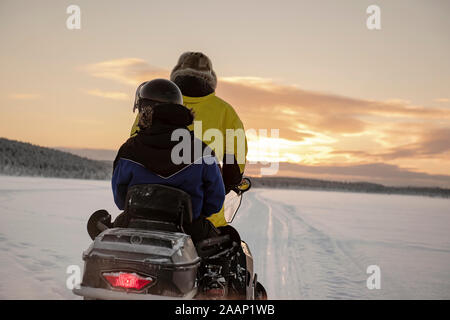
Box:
87, 209, 112, 240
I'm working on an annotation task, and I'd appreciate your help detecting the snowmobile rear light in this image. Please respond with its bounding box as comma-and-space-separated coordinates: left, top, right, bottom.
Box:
103, 272, 153, 290
205, 287, 226, 298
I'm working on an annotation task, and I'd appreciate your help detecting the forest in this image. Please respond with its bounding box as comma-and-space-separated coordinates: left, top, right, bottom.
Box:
0, 138, 111, 180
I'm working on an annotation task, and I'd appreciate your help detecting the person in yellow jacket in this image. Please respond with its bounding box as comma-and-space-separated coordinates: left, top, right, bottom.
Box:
130, 52, 248, 228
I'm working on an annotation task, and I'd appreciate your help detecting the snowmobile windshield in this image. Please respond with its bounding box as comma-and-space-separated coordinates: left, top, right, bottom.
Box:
223, 190, 242, 223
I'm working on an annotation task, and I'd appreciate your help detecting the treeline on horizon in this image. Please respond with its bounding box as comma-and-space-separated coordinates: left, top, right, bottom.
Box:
0, 137, 111, 180
250, 176, 450, 198
1, 137, 449, 198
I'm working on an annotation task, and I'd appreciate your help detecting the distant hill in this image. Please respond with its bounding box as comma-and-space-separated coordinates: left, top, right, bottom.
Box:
1, 137, 449, 198
251, 176, 450, 198
56, 147, 117, 162
56, 148, 450, 188
0, 137, 111, 180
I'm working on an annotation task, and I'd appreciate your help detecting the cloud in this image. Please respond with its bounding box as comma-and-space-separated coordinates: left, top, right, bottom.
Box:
213, 78, 450, 160
377, 128, 450, 161
86, 89, 129, 100
329, 126, 450, 163
217, 78, 449, 120
315, 115, 366, 134
434, 98, 449, 103
85, 58, 168, 86
84, 58, 449, 122
9, 93, 41, 100
330, 150, 375, 158
83, 58, 450, 180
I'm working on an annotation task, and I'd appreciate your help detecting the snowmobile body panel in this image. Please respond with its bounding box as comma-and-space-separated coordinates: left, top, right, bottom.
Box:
79, 228, 200, 298
73, 285, 197, 300
240, 241, 256, 300
74, 182, 266, 300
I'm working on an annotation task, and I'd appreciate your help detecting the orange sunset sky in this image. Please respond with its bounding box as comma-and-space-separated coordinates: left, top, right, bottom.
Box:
1, 0, 449, 187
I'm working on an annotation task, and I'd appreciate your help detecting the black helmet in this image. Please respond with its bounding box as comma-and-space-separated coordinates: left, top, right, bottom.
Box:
133, 79, 183, 112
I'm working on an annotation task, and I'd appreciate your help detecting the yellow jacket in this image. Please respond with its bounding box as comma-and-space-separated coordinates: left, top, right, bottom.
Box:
130, 93, 247, 227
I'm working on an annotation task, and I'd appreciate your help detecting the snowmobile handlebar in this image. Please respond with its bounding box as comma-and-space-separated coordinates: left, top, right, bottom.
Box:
232, 177, 252, 195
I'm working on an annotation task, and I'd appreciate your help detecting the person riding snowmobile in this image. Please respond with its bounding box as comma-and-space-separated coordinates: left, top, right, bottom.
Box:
130, 52, 248, 228
112, 79, 225, 243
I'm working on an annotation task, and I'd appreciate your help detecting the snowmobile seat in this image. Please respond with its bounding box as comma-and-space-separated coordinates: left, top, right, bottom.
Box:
124, 184, 193, 232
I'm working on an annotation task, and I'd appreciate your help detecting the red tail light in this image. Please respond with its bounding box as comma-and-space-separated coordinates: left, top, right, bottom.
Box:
206, 288, 226, 297
103, 272, 153, 290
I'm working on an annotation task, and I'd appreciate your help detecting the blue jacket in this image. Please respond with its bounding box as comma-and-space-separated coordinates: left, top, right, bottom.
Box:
112, 155, 225, 219
111, 103, 225, 220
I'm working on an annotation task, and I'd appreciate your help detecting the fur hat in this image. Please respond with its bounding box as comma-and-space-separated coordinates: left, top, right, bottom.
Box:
170, 52, 217, 90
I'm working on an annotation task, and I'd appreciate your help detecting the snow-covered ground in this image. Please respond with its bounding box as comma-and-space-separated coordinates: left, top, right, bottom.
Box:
0, 176, 449, 299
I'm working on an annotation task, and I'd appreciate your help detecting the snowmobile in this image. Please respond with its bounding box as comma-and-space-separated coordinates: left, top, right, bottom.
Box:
73, 178, 267, 300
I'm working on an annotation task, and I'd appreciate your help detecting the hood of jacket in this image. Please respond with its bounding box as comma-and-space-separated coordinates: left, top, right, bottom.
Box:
114, 103, 212, 178
173, 75, 214, 98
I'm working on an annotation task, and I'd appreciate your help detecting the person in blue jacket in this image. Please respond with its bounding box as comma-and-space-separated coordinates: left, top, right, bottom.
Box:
112, 79, 225, 242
